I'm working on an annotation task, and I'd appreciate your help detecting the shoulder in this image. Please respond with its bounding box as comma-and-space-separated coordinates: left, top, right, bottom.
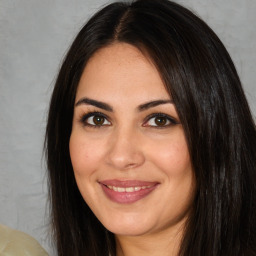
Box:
0, 224, 48, 256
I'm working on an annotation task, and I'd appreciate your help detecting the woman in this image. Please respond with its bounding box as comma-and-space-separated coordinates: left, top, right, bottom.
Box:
45, 0, 256, 255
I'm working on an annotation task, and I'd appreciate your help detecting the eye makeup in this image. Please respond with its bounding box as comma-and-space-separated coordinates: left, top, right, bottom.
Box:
79, 111, 111, 128
78, 109, 179, 129
143, 112, 180, 128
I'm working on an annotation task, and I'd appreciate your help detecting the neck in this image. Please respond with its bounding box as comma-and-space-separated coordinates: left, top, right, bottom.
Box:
115, 221, 185, 256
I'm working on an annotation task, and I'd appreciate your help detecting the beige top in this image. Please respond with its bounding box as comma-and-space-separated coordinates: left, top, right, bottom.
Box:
0, 224, 48, 256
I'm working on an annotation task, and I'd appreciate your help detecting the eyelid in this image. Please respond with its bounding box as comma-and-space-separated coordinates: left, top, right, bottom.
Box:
79, 111, 111, 127
142, 113, 179, 127
78, 111, 179, 128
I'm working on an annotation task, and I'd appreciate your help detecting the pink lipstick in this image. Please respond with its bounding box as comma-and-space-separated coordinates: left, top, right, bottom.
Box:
99, 180, 159, 204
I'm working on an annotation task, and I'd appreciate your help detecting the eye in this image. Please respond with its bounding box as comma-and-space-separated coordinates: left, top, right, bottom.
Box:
143, 113, 179, 128
80, 112, 111, 127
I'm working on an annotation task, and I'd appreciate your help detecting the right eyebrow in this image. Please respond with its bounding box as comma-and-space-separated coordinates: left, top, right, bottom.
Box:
75, 97, 113, 112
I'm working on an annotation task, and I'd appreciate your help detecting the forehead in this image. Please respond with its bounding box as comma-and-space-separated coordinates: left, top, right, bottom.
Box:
76, 43, 170, 102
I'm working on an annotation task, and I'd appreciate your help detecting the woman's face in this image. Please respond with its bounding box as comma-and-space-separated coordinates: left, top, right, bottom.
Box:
69, 43, 195, 237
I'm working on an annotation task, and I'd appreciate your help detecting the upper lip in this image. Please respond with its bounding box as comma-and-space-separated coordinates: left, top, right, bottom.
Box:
99, 179, 159, 188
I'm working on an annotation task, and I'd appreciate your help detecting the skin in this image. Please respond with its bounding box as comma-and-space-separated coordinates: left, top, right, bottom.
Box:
69, 43, 195, 256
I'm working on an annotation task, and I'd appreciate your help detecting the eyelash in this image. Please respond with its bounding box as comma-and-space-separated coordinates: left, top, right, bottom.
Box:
79, 111, 179, 128
143, 113, 179, 128
79, 111, 110, 128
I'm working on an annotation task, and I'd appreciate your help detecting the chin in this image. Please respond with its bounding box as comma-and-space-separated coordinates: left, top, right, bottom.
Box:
107, 225, 151, 237
100, 213, 157, 236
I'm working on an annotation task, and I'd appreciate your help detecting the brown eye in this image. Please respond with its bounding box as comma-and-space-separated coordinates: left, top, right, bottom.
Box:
93, 115, 105, 125
146, 116, 171, 127
154, 117, 167, 126
143, 113, 179, 128
84, 113, 111, 127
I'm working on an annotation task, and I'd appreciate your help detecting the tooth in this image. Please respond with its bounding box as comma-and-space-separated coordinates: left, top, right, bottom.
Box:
125, 187, 134, 192
107, 185, 152, 192
117, 187, 125, 192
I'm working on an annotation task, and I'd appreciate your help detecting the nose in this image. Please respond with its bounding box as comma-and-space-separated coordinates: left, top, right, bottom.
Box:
106, 127, 145, 170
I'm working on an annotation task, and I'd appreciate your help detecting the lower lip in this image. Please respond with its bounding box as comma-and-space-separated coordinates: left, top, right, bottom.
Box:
100, 184, 158, 204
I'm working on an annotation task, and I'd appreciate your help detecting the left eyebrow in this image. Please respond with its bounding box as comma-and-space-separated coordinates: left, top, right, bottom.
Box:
137, 100, 173, 111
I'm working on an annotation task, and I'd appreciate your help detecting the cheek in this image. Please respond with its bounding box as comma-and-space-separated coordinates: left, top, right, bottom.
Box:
147, 133, 191, 177
69, 132, 105, 177
148, 134, 195, 218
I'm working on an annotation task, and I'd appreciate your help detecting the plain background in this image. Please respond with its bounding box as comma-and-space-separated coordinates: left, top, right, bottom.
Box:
0, 0, 255, 254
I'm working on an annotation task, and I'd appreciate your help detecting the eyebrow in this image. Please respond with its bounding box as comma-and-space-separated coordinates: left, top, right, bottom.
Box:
75, 97, 173, 112
138, 99, 173, 111
75, 97, 113, 111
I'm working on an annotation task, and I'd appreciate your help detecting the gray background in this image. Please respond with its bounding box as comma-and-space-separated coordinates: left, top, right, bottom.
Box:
0, 0, 255, 254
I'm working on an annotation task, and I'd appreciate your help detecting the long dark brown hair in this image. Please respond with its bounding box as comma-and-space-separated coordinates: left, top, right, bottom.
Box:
45, 0, 256, 255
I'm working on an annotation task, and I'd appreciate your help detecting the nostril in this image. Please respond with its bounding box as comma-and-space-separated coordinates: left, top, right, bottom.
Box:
125, 163, 138, 169
106, 152, 145, 170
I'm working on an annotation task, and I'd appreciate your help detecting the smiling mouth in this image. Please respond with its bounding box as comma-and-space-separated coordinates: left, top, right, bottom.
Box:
106, 185, 153, 192
99, 180, 159, 204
